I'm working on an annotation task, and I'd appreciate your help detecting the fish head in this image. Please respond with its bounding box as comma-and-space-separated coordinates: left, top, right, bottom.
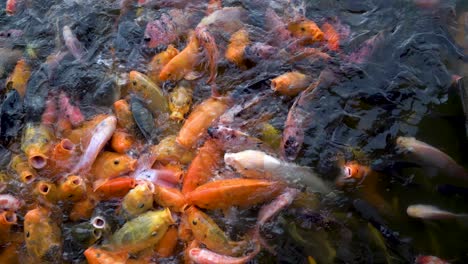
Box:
395, 136, 416, 154
144, 15, 176, 49
109, 154, 137, 175
288, 19, 324, 43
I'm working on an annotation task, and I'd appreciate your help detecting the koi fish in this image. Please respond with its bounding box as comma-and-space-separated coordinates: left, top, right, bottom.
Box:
58, 91, 84, 127
111, 131, 136, 154
148, 45, 179, 84
95, 176, 136, 200
121, 181, 154, 218
72, 116, 117, 174
407, 204, 468, 220
176, 97, 229, 148
128, 71, 169, 114
21, 123, 53, 169
113, 99, 136, 131
271, 71, 312, 96
63, 25, 85, 61
396, 137, 468, 179
159, 31, 201, 82
321, 22, 340, 51
50, 138, 77, 173
225, 29, 249, 68
186, 206, 246, 256
288, 18, 324, 45
153, 185, 186, 212
6, 0, 17, 15
169, 80, 193, 121
155, 136, 195, 164
110, 208, 174, 253
154, 226, 178, 257
6, 58, 31, 97
224, 150, 331, 193
84, 247, 128, 264
70, 222, 102, 247
189, 244, 261, 264
143, 10, 189, 49
415, 255, 449, 264
11, 154, 37, 184
186, 178, 286, 210
182, 139, 223, 194
24, 207, 61, 261
91, 151, 136, 190
0, 194, 23, 211
58, 175, 86, 202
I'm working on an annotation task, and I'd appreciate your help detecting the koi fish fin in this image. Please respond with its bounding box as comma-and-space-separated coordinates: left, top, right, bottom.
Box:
184, 71, 203, 80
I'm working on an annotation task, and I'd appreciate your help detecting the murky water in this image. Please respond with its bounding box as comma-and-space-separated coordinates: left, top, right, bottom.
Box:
1, 0, 468, 263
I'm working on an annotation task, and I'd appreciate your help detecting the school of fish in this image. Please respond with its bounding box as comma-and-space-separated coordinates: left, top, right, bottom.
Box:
0, 0, 467, 263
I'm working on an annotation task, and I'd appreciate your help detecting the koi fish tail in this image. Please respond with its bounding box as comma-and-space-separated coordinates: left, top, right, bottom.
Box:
195, 26, 219, 84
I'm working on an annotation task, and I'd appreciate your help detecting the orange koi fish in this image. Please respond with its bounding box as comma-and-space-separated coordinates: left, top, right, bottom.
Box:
6, 58, 31, 97
69, 194, 98, 221
34, 181, 59, 204
288, 18, 324, 45
50, 138, 77, 173
91, 151, 136, 190
176, 97, 229, 149
111, 130, 136, 154
95, 176, 136, 200
186, 179, 286, 210
153, 185, 187, 212
321, 22, 340, 51
148, 45, 179, 84
84, 247, 128, 264
225, 29, 249, 68
271, 71, 312, 96
154, 226, 178, 257
58, 175, 86, 202
159, 31, 201, 82
182, 139, 223, 194
113, 99, 136, 131
24, 207, 61, 261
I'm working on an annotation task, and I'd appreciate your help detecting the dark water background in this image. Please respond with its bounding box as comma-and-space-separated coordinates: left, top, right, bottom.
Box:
1, 0, 468, 263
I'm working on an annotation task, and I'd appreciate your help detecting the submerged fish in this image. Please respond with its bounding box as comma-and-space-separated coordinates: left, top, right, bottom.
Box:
63, 26, 85, 61
396, 137, 468, 179
407, 204, 468, 220
224, 150, 331, 193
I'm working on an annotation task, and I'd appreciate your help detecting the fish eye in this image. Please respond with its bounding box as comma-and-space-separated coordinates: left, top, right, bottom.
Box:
26, 231, 30, 238
6, 32, 11, 37
301, 27, 305, 32
192, 220, 197, 225
151, 231, 157, 236
138, 203, 144, 208
113, 160, 120, 165
132, 81, 137, 86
